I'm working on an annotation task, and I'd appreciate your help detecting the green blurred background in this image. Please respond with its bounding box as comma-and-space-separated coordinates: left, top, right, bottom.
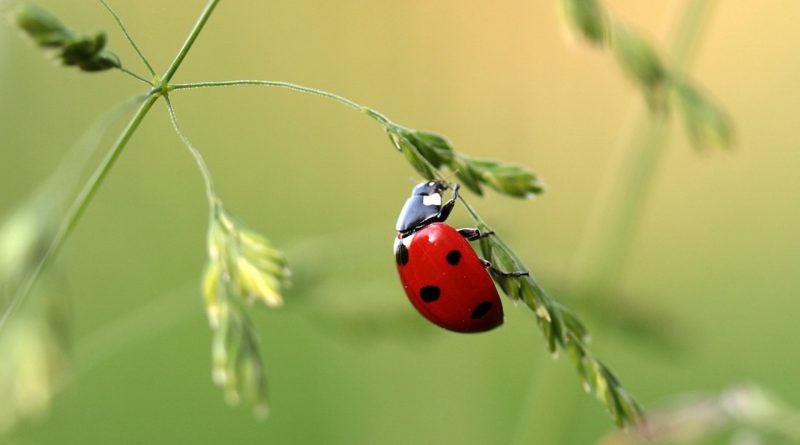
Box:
1, 0, 799, 444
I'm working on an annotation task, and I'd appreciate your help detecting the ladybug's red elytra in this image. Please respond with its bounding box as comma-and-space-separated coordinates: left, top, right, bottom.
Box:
394, 180, 526, 333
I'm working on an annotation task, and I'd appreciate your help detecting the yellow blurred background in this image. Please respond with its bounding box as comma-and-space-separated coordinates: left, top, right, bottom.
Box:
1, 0, 799, 444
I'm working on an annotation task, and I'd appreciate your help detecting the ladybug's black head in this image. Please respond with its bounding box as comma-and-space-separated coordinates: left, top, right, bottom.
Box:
411, 180, 448, 197
396, 180, 451, 235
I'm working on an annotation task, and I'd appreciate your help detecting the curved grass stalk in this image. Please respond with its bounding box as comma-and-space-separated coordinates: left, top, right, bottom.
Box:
168, 75, 641, 426
171, 80, 395, 127
164, 97, 217, 204
117, 66, 153, 85
97, 0, 157, 78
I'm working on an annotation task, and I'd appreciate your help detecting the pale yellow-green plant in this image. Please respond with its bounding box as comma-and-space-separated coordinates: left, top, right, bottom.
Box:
0, 197, 69, 433
0, 290, 69, 434
599, 385, 800, 445
202, 202, 289, 415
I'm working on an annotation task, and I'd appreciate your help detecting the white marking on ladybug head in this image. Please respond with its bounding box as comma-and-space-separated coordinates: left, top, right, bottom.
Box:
422, 193, 441, 207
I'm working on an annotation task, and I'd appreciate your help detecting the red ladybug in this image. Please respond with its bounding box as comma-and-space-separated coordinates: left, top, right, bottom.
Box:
394, 180, 524, 333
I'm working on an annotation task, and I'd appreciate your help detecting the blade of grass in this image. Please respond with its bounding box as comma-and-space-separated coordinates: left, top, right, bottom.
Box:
160, 0, 220, 86
97, 0, 157, 77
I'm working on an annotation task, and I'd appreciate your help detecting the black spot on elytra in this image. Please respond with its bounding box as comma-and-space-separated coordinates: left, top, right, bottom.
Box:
395, 242, 409, 266
446, 250, 461, 266
471, 301, 492, 319
420, 286, 441, 302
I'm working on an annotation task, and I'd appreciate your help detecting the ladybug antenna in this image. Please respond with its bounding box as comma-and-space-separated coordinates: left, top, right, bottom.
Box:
441, 170, 459, 188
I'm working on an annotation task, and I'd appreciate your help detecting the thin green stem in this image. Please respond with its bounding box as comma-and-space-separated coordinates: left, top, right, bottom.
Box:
45, 94, 150, 193
455, 193, 487, 225
572, 113, 669, 291
164, 97, 217, 204
170, 80, 395, 127
117, 66, 153, 85
161, 0, 220, 85
671, 0, 718, 68
98, 0, 157, 77
0, 93, 160, 332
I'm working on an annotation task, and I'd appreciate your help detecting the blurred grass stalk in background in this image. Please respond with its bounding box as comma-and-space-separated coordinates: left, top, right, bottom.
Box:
513, 0, 732, 443
570, 0, 729, 295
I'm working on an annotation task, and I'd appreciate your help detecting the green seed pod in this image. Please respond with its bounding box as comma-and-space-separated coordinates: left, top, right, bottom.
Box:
389, 132, 436, 179
672, 77, 734, 150
61, 32, 120, 72
485, 238, 524, 301
403, 130, 455, 167
206, 204, 290, 310
84, 50, 122, 71
11, 4, 121, 72
562, 0, 608, 45
203, 263, 223, 329
469, 159, 544, 198
611, 25, 666, 92
451, 157, 484, 196
11, 3, 75, 48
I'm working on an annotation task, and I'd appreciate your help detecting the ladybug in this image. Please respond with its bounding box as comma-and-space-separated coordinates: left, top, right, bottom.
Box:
393, 180, 526, 333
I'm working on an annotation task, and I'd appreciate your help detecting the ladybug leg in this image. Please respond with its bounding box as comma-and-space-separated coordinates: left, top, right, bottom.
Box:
479, 258, 529, 277
457, 228, 495, 241
433, 183, 461, 223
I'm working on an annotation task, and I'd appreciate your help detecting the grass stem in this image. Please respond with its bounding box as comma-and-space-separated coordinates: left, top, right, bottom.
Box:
171, 80, 395, 127
0, 93, 159, 332
164, 97, 218, 204
118, 66, 153, 85
98, 0, 157, 77
161, 0, 220, 85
